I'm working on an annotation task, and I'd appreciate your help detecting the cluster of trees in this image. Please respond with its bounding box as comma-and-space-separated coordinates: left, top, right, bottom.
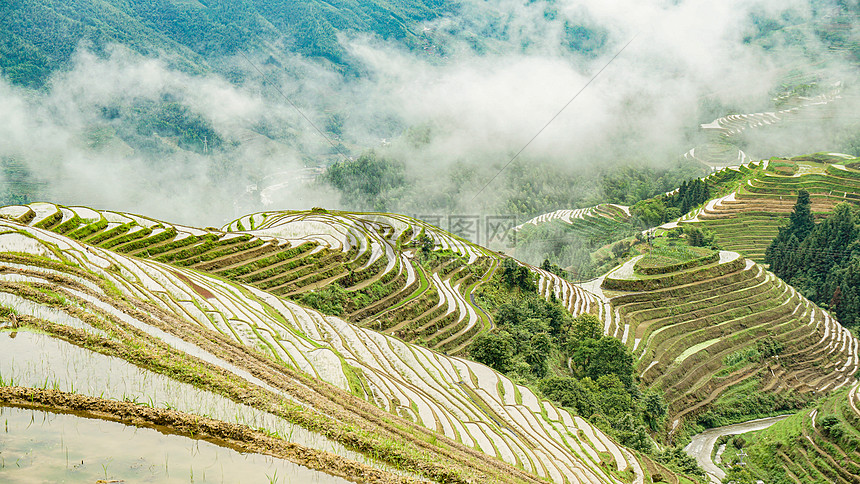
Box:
765, 190, 860, 326
665, 225, 718, 248
321, 150, 407, 212
668, 178, 710, 214
600, 163, 708, 207
631, 177, 711, 228
469, 261, 667, 454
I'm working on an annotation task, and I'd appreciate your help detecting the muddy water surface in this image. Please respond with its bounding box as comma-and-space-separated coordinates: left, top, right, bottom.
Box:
0, 330, 381, 468
0, 406, 350, 483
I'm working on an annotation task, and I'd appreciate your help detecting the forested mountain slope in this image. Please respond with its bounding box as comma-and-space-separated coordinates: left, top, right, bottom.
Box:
0, 0, 449, 86
719, 383, 860, 483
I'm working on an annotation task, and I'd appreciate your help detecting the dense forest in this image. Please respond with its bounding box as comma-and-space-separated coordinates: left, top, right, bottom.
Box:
0, 0, 451, 87
631, 177, 712, 228
3, 0, 858, 87
765, 189, 860, 327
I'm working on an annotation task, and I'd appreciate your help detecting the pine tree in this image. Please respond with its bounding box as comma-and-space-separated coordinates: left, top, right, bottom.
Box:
788, 189, 815, 241
765, 189, 815, 276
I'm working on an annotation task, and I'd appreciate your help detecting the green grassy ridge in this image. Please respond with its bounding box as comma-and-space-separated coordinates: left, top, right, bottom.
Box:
729, 385, 860, 483
603, 256, 745, 292
634, 248, 717, 275
827, 164, 860, 180
68, 216, 109, 240
115, 226, 179, 253
100, 224, 154, 249
53, 213, 82, 233
85, 222, 135, 246
32, 208, 62, 229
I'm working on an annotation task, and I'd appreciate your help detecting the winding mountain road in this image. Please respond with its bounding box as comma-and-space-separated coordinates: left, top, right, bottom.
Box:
684, 415, 791, 483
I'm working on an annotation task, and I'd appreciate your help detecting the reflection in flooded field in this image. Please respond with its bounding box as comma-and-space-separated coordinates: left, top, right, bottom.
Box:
0, 406, 350, 483
0, 330, 358, 459
0, 330, 422, 478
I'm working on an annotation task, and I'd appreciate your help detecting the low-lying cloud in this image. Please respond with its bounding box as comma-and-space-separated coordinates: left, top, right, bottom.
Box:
0, 0, 856, 226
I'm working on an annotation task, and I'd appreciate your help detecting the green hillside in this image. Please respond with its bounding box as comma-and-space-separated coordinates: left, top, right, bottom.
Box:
684, 157, 860, 261
0, 0, 449, 86
7, 200, 857, 452
596, 246, 857, 436
720, 383, 860, 483
3, 167, 860, 482
0, 204, 701, 484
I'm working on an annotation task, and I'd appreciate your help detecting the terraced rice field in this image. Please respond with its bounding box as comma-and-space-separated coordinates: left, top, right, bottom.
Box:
3, 201, 855, 481
515, 204, 631, 234
740, 382, 860, 483
682, 142, 751, 169
514, 204, 637, 253
698, 90, 841, 140
682, 160, 860, 261
598, 250, 858, 428
0, 204, 600, 358
0, 207, 646, 483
